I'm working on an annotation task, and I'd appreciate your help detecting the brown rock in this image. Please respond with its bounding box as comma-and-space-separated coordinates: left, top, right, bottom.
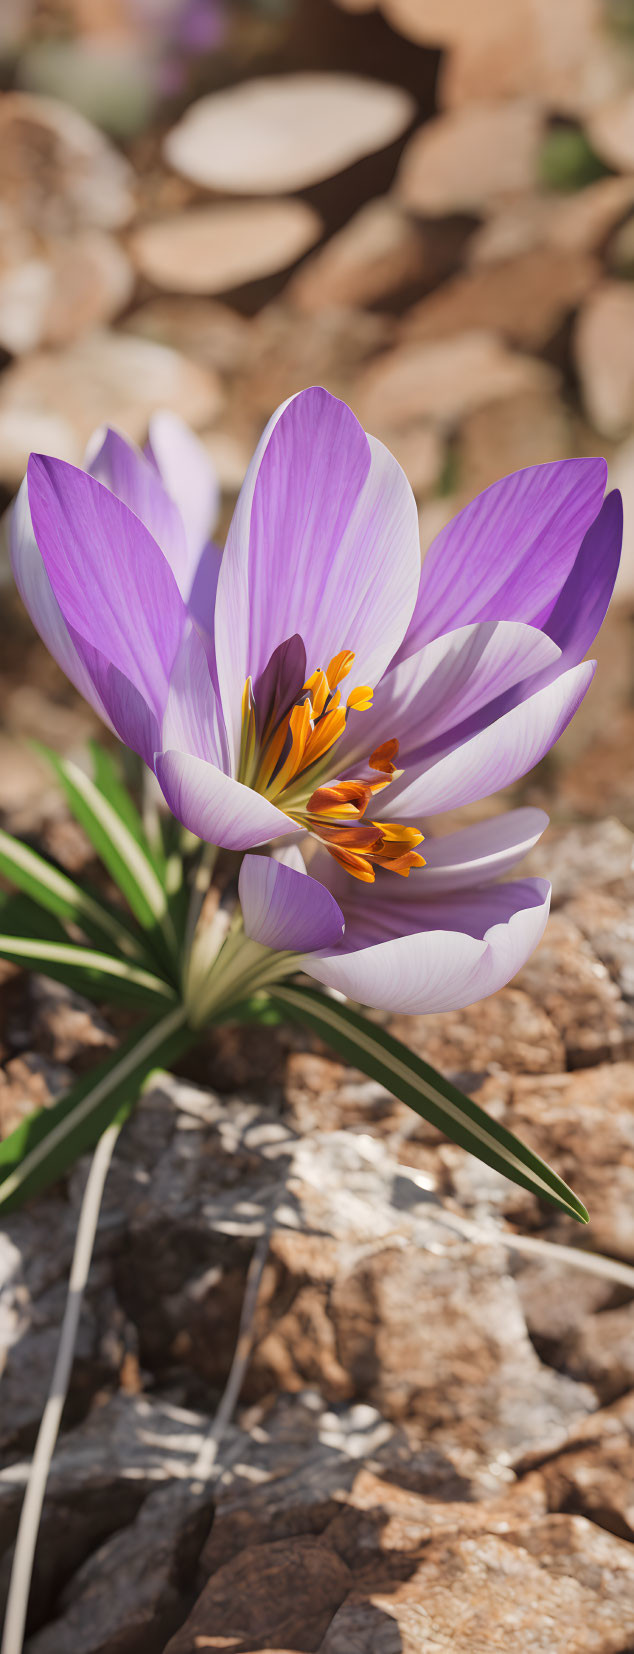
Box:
0, 230, 133, 356
163, 1537, 352, 1653
0, 328, 222, 486
239, 303, 394, 424
441, 0, 627, 116
121, 296, 252, 375
322, 1519, 634, 1653
499, 1063, 634, 1260
374, 424, 444, 496
164, 74, 415, 195
327, 1241, 594, 1461
514, 912, 632, 1067
458, 386, 572, 498
390, 985, 565, 1080
576, 280, 634, 437
129, 201, 322, 296
401, 249, 598, 350
543, 1434, 634, 1540
354, 331, 554, 431
396, 101, 542, 216
527, 818, 634, 906
564, 887, 634, 1005
469, 177, 634, 265
589, 89, 634, 172
0, 1052, 70, 1140
561, 1304, 634, 1404
0, 92, 134, 236
288, 199, 427, 313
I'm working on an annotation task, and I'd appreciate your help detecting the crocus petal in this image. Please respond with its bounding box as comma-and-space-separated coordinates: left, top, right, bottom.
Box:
86, 426, 188, 591
187, 542, 223, 640
27, 456, 187, 719
161, 624, 229, 772
397, 458, 607, 662
541, 489, 622, 667
155, 749, 293, 850
388, 660, 595, 818
418, 808, 548, 893
303, 879, 550, 1014
10, 476, 114, 728
214, 387, 421, 770
338, 620, 561, 775
240, 853, 345, 953
146, 410, 220, 586
69, 634, 159, 766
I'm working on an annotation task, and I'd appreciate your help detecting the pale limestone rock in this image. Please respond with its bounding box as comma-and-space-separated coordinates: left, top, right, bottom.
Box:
129, 200, 322, 295
576, 280, 634, 436
164, 74, 415, 195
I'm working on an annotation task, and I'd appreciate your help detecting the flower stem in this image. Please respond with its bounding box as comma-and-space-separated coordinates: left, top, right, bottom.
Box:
1, 1122, 121, 1654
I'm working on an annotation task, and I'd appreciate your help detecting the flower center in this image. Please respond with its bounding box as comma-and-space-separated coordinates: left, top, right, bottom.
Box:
238, 637, 425, 883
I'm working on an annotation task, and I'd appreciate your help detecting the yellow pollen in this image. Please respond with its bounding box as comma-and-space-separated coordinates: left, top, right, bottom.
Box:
239, 644, 425, 882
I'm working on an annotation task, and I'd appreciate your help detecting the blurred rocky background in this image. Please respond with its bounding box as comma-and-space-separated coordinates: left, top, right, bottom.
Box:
1, 1, 634, 1650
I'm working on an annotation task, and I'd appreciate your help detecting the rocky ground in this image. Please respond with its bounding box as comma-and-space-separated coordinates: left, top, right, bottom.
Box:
1, 0, 634, 1647
0, 585, 633, 1651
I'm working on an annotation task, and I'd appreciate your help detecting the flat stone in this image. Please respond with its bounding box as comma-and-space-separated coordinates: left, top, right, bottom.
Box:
527, 818, 634, 905
353, 330, 553, 430
396, 101, 542, 216
288, 198, 427, 313
576, 279, 634, 437
121, 296, 252, 375
0, 328, 222, 486
0, 92, 134, 235
609, 436, 634, 600
164, 74, 414, 195
440, 0, 627, 116
589, 89, 634, 171
458, 385, 572, 497
129, 200, 322, 295
401, 248, 598, 350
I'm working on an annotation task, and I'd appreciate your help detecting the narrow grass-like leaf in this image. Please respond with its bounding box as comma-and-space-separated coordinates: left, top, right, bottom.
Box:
0, 933, 176, 1006
0, 1004, 192, 1210
0, 826, 150, 963
270, 984, 589, 1224
39, 747, 178, 969
89, 741, 165, 876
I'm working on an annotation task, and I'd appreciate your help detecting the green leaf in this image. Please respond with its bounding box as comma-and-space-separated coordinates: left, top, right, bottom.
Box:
0, 1004, 192, 1210
38, 747, 178, 970
89, 741, 165, 876
0, 933, 177, 1006
0, 825, 150, 964
270, 984, 589, 1224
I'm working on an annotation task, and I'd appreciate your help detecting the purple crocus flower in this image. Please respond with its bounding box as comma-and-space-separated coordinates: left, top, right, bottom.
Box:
12, 388, 621, 1015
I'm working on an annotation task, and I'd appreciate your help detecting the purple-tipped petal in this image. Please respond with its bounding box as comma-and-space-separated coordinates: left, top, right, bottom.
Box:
339, 620, 561, 775
161, 625, 229, 772
146, 411, 220, 584
214, 387, 420, 769
86, 426, 189, 590
187, 542, 223, 640
70, 635, 159, 765
10, 477, 114, 728
155, 749, 293, 850
303, 878, 550, 1014
240, 853, 345, 953
401, 808, 548, 894
542, 489, 622, 666
27, 456, 187, 719
397, 458, 608, 663
388, 660, 595, 818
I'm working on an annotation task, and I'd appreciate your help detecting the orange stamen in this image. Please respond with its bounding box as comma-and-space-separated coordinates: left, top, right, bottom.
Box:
347, 685, 373, 712
326, 649, 355, 690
